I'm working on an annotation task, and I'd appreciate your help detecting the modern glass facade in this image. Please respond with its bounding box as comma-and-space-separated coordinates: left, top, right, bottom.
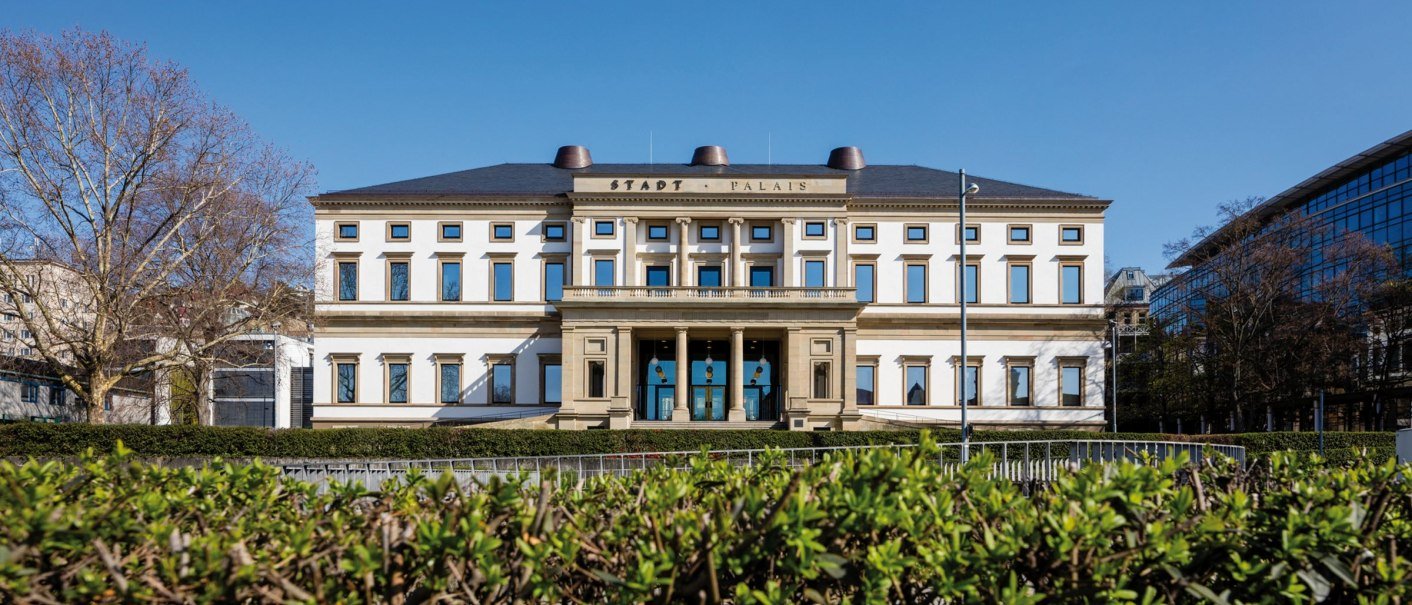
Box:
1153, 148, 1412, 323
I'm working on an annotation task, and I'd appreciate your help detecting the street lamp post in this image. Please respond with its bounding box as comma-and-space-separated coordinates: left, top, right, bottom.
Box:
959, 171, 979, 462
1109, 319, 1118, 433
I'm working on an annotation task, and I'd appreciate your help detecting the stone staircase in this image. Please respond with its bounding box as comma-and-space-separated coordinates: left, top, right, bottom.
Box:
632, 420, 784, 430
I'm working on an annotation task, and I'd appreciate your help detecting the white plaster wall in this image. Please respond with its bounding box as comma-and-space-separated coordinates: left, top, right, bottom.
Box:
312, 335, 562, 407
856, 337, 1104, 410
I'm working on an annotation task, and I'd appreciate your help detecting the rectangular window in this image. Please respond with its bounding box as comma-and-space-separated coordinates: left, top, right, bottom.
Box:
542, 362, 562, 404
698, 265, 722, 287
957, 363, 980, 406
1009, 264, 1031, 304
645, 265, 670, 286
1126, 287, 1145, 301
337, 261, 358, 301
904, 364, 928, 405
853, 224, 876, 242
594, 220, 615, 237
492, 223, 515, 241
751, 224, 773, 242
854, 263, 875, 303
440, 222, 462, 241
1061, 264, 1083, 304
961, 224, 980, 243
587, 360, 606, 398
856, 364, 876, 405
387, 363, 408, 404
492, 261, 514, 301
439, 363, 461, 404
336, 363, 357, 403
544, 261, 565, 301
699, 224, 721, 241
1061, 364, 1084, 406
749, 266, 774, 287
905, 224, 928, 242
48, 385, 63, 407
1008, 225, 1031, 243
1060, 225, 1083, 244
961, 263, 979, 304
543, 222, 566, 242
490, 361, 513, 404
336, 223, 359, 240
906, 263, 927, 303
804, 260, 826, 288
440, 261, 461, 301
812, 361, 831, 399
389, 262, 409, 301
1008, 364, 1031, 406
647, 224, 670, 241
388, 223, 410, 241
594, 259, 615, 286
21, 383, 38, 403
803, 221, 826, 239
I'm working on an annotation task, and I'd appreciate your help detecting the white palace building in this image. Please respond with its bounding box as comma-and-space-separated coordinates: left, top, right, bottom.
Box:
310, 145, 1109, 430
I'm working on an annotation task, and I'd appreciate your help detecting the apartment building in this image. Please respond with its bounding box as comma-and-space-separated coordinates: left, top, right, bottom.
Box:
311, 145, 1109, 430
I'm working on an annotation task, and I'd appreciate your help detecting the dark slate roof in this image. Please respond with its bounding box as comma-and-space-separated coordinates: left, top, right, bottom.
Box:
318, 163, 1097, 200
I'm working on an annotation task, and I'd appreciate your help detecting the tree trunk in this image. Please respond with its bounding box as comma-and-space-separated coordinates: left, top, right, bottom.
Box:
86, 371, 110, 425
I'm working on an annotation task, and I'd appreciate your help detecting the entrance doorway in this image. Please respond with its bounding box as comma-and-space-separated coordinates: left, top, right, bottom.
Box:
635, 337, 781, 422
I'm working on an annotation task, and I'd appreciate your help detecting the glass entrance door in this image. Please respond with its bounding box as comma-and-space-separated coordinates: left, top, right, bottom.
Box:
689, 340, 728, 421
637, 340, 676, 420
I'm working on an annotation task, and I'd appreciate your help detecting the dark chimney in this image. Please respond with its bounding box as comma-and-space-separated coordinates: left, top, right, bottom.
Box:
553, 145, 593, 169
690, 145, 729, 166
827, 146, 866, 170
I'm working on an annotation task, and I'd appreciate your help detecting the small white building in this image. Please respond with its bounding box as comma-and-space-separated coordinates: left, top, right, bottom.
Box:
310, 146, 1110, 430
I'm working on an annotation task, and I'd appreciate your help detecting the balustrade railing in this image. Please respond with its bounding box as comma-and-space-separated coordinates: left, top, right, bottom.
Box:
561, 286, 857, 302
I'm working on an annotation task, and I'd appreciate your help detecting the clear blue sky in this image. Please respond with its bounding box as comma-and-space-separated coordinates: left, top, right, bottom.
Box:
8, 1, 1411, 272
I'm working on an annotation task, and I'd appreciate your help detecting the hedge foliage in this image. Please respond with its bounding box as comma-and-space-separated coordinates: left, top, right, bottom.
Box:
0, 422, 1396, 460
2, 440, 1409, 603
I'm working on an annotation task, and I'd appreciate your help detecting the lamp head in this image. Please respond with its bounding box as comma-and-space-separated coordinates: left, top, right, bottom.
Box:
965, 182, 980, 195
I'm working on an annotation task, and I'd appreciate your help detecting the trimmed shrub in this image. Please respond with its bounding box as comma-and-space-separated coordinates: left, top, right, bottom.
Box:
1, 443, 1408, 602
0, 422, 1396, 461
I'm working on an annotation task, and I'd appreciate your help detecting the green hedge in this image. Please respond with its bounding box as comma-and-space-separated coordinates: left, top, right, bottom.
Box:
0, 422, 1396, 460
3, 444, 1409, 602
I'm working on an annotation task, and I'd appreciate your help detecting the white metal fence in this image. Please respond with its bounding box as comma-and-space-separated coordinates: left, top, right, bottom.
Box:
279, 440, 1246, 492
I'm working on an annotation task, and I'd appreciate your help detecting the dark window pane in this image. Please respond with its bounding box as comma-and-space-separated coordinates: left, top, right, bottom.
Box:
493, 262, 513, 301
749, 266, 774, 287
594, 221, 614, 236
440, 364, 460, 404
854, 264, 874, 302
1062, 366, 1082, 405
752, 225, 772, 240
646, 266, 670, 286
964, 265, 979, 304
961, 366, 978, 405
804, 260, 825, 288
698, 266, 722, 287
491, 363, 513, 404
388, 364, 408, 403
337, 363, 356, 403
588, 360, 605, 398
812, 362, 830, 399
594, 259, 615, 286
856, 366, 875, 405
906, 226, 927, 241
338, 262, 358, 301
1009, 265, 1030, 303
543, 364, 562, 404
648, 225, 669, 240
441, 224, 461, 239
493, 224, 514, 240
1062, 265, 1082, 304
544, 262, 564, 301
906, 265, 926, 303
699, 225, 720, 240
804, 222, 825, 237
1009, 366, 1030, 405
441, 262, 461, 301
390, 224, 409, 239
905, 366, 927, 405
855, 225, 875, 241
338, 224, 358, 239
544, 223, 566, 241
390, 262, 409, 301
214, 370, 274, 398
1061, 227, 1082, 242
1009, 226, 1030, 241
963, 226, 979, 241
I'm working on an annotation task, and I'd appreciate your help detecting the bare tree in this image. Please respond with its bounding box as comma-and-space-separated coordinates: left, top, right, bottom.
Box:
0, 29, 313, 423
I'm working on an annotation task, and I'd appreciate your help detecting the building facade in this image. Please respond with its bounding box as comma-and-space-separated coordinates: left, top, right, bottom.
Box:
311, 146, 1110, 430
1105, 267, 1169, 327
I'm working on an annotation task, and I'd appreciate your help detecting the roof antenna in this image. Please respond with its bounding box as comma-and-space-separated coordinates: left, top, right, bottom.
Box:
768, 132, 772, 166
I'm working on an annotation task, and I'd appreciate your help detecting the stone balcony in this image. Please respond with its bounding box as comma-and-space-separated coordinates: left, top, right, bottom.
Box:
557, 286, 861, 307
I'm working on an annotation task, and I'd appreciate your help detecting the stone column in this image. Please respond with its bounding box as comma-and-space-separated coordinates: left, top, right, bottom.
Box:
623, 217, 639, 287
728, 217, 745, 287
676, 217, 693, 287
728, 327, 746, 422
781, 218, 796, 287
834, 217, 850, 287
674, 327, 690, 420
570, 217, 587, 286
